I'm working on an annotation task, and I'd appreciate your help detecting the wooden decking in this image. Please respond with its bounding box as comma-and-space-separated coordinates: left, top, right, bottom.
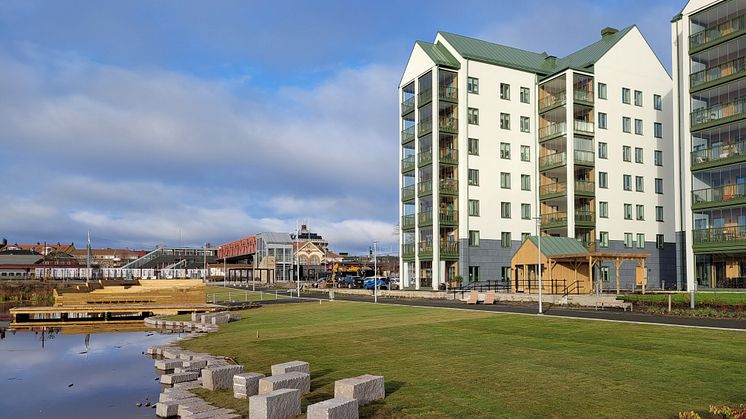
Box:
10, 303, 220, 326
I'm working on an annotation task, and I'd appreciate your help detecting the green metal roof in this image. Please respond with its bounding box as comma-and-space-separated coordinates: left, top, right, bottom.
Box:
547, 26, 634, 76
415, 41, 461, 70
527, 236, 588, 257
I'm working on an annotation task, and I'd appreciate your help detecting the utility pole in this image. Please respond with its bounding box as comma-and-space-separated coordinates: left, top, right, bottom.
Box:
203, 243, 207, 283
86, 231, 91, 286
296, 222, 300, 298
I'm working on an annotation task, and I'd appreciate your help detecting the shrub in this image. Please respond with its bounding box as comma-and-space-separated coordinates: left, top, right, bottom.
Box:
710, 404, 746, 419
679, 411, 701, 419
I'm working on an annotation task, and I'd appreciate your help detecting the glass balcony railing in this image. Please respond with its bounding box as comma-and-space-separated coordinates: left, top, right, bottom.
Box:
439, 117, 458, 134
574, 119, 594, 135
419, 241, 433, 258
418, 180, 433, 197
538, 91, 566, 112
690, 57, 746, 90
418, 119, 433, 137
440, 210, 458, 226
574, 180, 595, 195
418, 89, 432, 106
401, 185, 415, 201
692, 183, 746, 207
401, 214, 415, 230
691, 139, 746, 169
691, 97, 746, 130
541, 211, 568, 227
573, 89, 594, 104
418, 150, 432, 167
574, 150, 595, 165
439, 86, 458, 102
439, 148, 458, 165
539, 152, 567, 171
440, 240, 459, 258
693, 225, 746, 245
401, 126, 415, 144
539, 181, 567, 198
401, 96, 415, 115
575, 210, 595, 224
401, 155, 415, 172
690, 13, 746, 51
538, 121, 567, 140
418, 210, 433, 227
401, 243, 415, 258
439, 178, 458, 195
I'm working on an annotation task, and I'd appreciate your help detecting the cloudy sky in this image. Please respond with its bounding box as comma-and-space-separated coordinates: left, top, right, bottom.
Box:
0, 0, 683, 254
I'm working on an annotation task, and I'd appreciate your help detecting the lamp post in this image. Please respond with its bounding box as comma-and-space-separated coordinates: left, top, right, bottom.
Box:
203, 243, 207, 283
374, 241, 378, 303
534, 216, 543, 315
220, 246, 226, 288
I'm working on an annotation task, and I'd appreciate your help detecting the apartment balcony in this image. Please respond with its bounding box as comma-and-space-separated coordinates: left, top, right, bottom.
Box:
418, 210, 433, 228
693, 225, 746, 253
401, 96, 415, 115
538, 91, 566, 113
439, 86, 458, 103
418, 89, 432, 107
690, 56, 746, 92
573, 89, 594, 106
401, 185, 415, 202
691, 139, 746, 170
540, 211, 568, 229
439, 178, 458, 196
401, 155, 415, 173
575, 210, 595, 227
440, 210, 458, 226
418, 180, 433, 197
539, 181, 567, 200
401, 126, 415, 144
690, 97, 746, 132
538, 121, 567, 141
574, 119, 594, 136
574, 149, 595, 166
440, 240, 459, 260
539, 152, 567, 171
401, 214, 415, 230
439, 148, 458, 165
418, 241, 433, 259
574, 180, 595, 196
418, 119, 433, 137
689, 13, 746, 54
401, 243, 415, 260
439, 117, 458, 134
692, 183, 746, 210
418, 150, 433, 167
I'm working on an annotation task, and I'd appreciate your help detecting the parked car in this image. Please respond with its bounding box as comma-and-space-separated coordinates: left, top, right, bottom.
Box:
338, 276, 363, 288
389, 277, 400, 290
364, 277, 388, 290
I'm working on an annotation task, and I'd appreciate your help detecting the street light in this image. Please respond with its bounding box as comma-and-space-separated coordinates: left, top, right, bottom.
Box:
374, 241, 378, 303
219, 246, 226, 288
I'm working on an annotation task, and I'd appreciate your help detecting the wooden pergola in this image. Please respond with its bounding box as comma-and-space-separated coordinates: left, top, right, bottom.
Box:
548, 251, 651, 294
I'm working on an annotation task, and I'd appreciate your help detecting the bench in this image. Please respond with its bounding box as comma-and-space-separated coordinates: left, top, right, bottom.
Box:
466, 291, 478, 305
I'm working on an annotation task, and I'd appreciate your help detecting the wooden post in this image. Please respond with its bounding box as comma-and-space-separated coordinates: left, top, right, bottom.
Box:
668, 294, 672, 312
614, 258, 622, 295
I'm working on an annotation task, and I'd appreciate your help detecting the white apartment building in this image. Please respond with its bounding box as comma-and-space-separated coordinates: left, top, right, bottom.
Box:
399, 26, 675, 291
673, 0, 746, 290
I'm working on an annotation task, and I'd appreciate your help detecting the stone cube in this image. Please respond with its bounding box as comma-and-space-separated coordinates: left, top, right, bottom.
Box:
249, 389, 301, 419
155, 359, 183, 371
155, 401, 179, 418
258, 372, 310, 395
162, 348, 182, 359
307, 397, 359, 419
233, 372, 265, 399
201, 364, 244, 390
270, 360, 310, 376
334, 375, 385, 406
184, 359, 207, 369
160, 371, 199, 385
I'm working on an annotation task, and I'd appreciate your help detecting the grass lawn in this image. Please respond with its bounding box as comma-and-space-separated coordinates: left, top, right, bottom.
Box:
622, 292, 746, 306
204, 285, 292, 303
179, 300, 746, 418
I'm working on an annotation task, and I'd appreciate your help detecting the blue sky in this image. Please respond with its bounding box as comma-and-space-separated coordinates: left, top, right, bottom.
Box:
0, 0, 683, 253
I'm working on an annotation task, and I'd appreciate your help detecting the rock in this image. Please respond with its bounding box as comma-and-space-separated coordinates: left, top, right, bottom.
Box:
67, 383, 73, 387
334, 375, 385, 406
161, 371, 199, 385
307, 397, 359, 419
136, 402, 142, 407
233, 372, 265, 399
270, 360, 310, 376
249, 388, 301, 419
258, 372, 310, 395
154, 359, 183, 371
201, 365, 244, 390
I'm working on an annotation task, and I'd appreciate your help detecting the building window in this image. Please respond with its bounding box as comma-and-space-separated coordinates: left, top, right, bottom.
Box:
468, 138, 479, 155
624, 233, 633, 248
635, 176, 644, 192
598, 142, 608, 159
623, 117, 631, 133
636, 204, 645, 221
623, 174, 632, 190
624, 203, 632, 220
599, 201, 609, 218
469, 230, 480, 247
501, 232, 512, 248
623, 146, 631, 162
501, 202, 511, 218
654, 122, 662, 138
635, 119, 643, 135
468, 169, 479, 186
636, 233, 645, 249
521, 232, 531, 242
656, 234, 664, 249
622, 87, 630, 104
500, 142, 511, 159
634, 90, 643, 106
600, 231, 609, 248
469, 265, 480, 282
598, 82, 607, 99
598, 112, 607, 129
500, 172, 511, 189
500, 83, 510, 100
521, 174, 531, 191
521, 203, 531, 220
467, 77, 479, 94
501, 266, 512, 282
635, 147, 643, 163
599, 172, 608, 188
520, 145, 531, 162
654, 94, 662, 110
468, 199, 480, 216
654, 150, 663, 166
656, 206, 664, 222
520, 87, 530, 103
655, 178, 663, 194
500, 113, 510, 130
520, 116, 530, 133
468, 108, 479, 125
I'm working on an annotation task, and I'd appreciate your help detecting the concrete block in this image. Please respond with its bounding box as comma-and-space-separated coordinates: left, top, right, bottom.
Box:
173, 381, 202, 390
161, 371, 199, 385
334, 375, 384, 406
184, 359, 208, 369
307, 397, 359, 419
271, 360, 310, 376
183, 408, 237, 419
155, 359, 183, 371
233, 372, 265, 398
178, 401, 218, 417
258, 372, 310, 395
155, 401, 179, 418
201, 364, 244, 390
162, 348, 182, 359
249, 389, 301, 419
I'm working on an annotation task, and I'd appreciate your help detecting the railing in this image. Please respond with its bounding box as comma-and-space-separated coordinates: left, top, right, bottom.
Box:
691, 140, 746, 168
693, 225, 746, 245
440, 210, 458, 226
418, 119, 433, 136
539, 152, 566, 170
401, 96, 415, 115
402, 243, 415, 258
691, 97, 746, 130
451, 280, 511, 299
401, 214, 415, 230
539, 181, 567, 198
575, 210, 595, 223
418, 241, 433, 258
418, 150, 432, 166
401, 155, 415, 172
439, 117, 458, 134
574, 149, 595, 165
573, 89, 594, 104
538, 91, 566, 111
574, 119, 594, 135
690, 13, 746, 50
541, 211, 568, 226
692, 183, 746, 207
574, 180, 595, 194
440, 240, 459, 258
418, 89, 432, 106
401, 126, 415, 143
691, 56, 746, 90
439, 148, 458, 164
401, 185, 415, 201
439, 86, 458, 102
439, 178, 458, 195
418, 180, 433, 196
512, 278, 576, 294
418, 210, 433, 227
562, 280, 582, 297
538, 121, 566, 140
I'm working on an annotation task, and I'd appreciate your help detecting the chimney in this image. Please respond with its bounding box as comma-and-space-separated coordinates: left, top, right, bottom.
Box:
544, 55, 557, 65
601, 27, 619, 38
